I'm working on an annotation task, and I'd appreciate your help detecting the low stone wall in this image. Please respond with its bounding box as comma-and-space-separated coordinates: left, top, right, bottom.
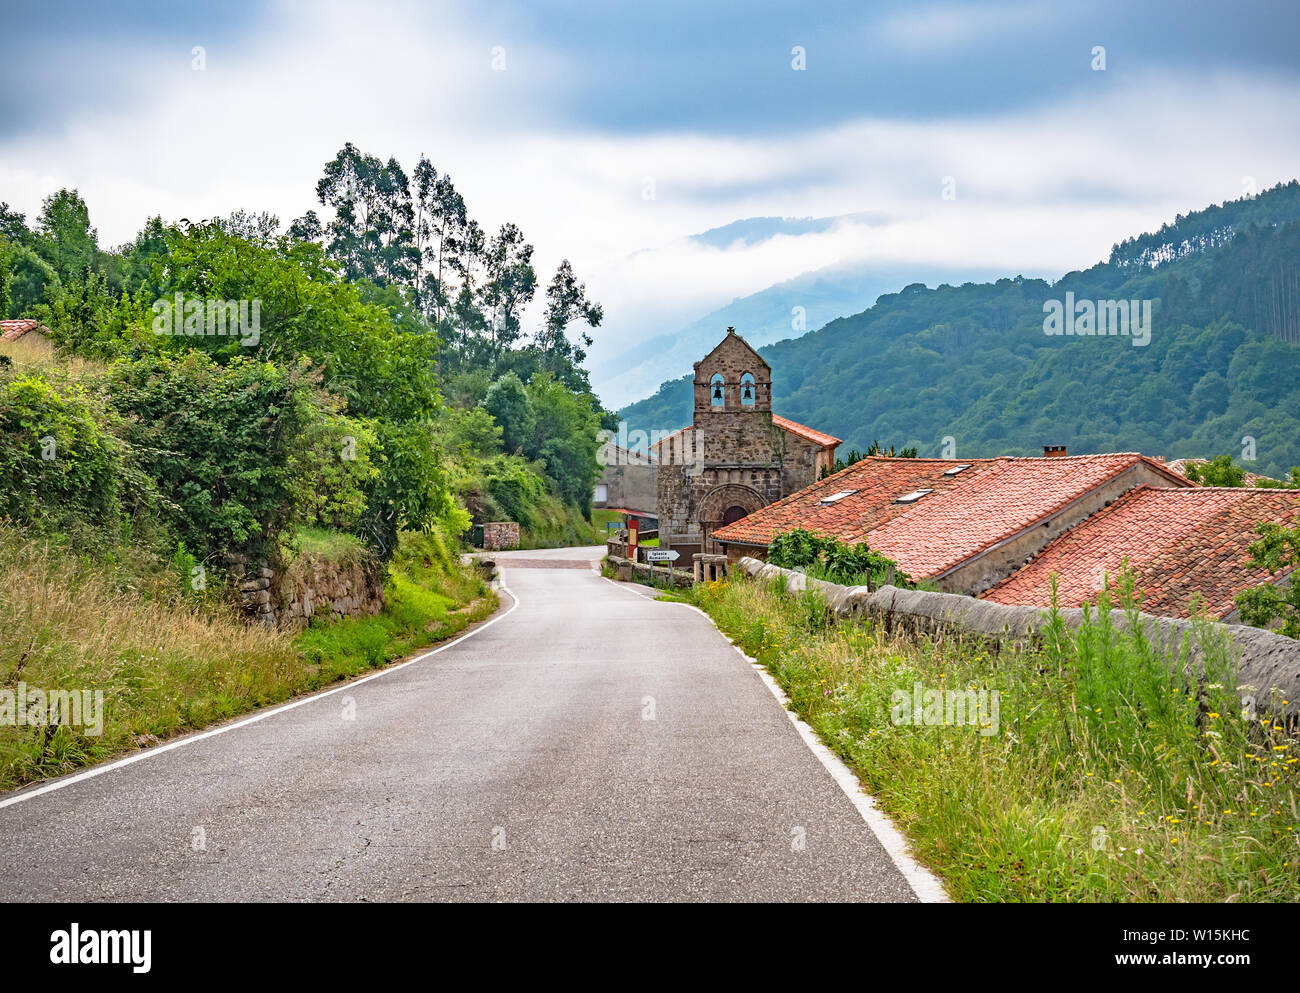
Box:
228, 549, 385, 630
735, 557, 1300, 717
606, 554, 695, 589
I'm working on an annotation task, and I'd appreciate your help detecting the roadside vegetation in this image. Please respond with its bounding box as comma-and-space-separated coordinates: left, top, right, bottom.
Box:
690, 571, 1299, 902
0, 522, 492, 792
0, 144, 619, 791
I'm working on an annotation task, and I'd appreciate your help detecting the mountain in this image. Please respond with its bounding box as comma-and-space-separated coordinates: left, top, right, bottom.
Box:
592, 256, 1005, 408
618, 181, 1300, 480
686, 212, 888, 249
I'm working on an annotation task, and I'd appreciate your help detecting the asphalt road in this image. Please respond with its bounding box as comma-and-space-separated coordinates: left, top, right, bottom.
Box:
0, 546, 924, 902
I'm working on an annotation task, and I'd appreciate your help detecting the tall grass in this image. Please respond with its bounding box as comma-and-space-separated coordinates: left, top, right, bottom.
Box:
0, 524, 494, 791
692, 573, 1299, 902
0, 526, 299, 787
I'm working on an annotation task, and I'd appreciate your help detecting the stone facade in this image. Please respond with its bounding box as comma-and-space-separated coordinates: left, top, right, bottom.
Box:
482, 521, 521, 551
654, 328, 838, 554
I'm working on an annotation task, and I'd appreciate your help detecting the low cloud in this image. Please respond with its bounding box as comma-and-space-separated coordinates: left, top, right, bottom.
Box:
2, 1, 1297, 399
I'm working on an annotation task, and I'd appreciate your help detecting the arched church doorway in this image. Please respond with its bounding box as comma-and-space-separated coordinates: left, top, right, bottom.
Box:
721, 505, 749, 526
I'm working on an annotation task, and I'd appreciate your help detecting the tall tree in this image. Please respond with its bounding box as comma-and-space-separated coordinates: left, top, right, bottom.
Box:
412, 157, 469, 326
481, 222, 535, 353
538, 259, 603, 370
315, 143, 417, 286
36, 188, 97, 283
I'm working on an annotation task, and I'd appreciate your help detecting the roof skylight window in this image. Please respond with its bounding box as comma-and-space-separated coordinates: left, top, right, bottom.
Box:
819, 489, 858, 505
941, 464, 972, 476
894, 489, 933, 504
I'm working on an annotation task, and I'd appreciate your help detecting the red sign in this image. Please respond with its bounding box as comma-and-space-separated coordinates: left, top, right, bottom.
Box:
627, 517, 639, 560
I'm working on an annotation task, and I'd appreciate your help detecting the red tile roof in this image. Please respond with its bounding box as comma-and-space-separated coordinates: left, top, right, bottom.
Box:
711, 453, 1192, 579
983, 486, 1300, 618
771, 414, 841, 449
0, 319, 48, 342
649, 412, 840, 458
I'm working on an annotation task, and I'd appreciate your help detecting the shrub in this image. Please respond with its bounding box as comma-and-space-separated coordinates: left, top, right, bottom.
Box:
0, 370, 124, 531
768, 528, 912, 587
104, 352, 310, 564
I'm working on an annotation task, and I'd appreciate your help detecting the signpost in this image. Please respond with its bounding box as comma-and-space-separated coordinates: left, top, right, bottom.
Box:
627, 517, 639, 561
646, 548, 680, 582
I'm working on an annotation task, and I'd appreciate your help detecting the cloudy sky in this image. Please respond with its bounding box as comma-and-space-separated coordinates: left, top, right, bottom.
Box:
3, 0, 1299, 393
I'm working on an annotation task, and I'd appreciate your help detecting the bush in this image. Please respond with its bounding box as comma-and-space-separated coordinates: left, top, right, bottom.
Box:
288, 386, 380, 532
104, 352, 310, 564
0, 370, 124, 531
768, 528, 912, 587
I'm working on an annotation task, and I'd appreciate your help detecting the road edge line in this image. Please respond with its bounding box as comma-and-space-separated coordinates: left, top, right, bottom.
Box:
0, 578, 520, 811
655, 596, 952, 903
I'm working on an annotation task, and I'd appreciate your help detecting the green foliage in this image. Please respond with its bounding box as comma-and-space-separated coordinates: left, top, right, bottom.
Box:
524, 373, 601, 513
768, 528, 912, 587
35, 188, 98, 284
1234, 519, 1300, 638
12, 169, 613, 567
5, 243, 56, 317
1182, 454, 1246, 486
288, 388, 380, 531
0, 370, 124, 530
1253, 466, 1300, 490
0, 236, 12, 317
104, 352, 310, 564
482, 372, 533, 454
36, 269, 140, 359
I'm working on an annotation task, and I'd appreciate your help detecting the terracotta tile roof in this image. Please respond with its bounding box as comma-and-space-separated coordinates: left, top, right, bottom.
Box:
983, 486, 1300, 618
711, 453, 1190, 579
648, 413, 840, 458
0, 319, 48, 342
770, 414, 841, 449
605, 507, 658, 520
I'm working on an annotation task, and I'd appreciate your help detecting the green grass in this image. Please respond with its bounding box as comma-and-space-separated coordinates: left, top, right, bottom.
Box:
592, 508, 624, 534
690, 572, 1300, 902
0, 524, 495, 792
294, 560, 494, 680
286, 526, 369, 563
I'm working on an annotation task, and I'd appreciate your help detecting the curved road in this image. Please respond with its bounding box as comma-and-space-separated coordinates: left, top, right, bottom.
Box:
0, 546, 928, 902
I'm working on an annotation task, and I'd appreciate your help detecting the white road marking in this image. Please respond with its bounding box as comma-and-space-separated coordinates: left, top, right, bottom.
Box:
609, 581, 951, 903
0, 580, 519, 811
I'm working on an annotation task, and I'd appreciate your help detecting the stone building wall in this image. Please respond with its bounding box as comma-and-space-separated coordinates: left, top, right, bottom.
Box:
595, 461, 659, 513
656, 328, 838, 553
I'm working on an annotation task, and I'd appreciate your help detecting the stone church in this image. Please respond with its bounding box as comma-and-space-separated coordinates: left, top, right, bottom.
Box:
652, 328, 840, 557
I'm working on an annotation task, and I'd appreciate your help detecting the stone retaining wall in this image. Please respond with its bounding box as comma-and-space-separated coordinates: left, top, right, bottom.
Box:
483, 521, 520, 551
227, 550, 385, 630
735, 557, 1300, 717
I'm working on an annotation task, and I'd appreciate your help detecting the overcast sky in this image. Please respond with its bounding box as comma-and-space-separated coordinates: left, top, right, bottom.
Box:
3, 0, 1299, 384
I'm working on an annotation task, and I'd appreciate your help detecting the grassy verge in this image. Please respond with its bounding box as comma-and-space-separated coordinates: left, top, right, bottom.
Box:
690, 572, 1299, 902
0, 525, 495, 792
294, 529, 495, 680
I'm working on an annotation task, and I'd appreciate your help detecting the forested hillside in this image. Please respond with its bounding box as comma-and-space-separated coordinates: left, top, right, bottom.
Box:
620, 181, 1300, 480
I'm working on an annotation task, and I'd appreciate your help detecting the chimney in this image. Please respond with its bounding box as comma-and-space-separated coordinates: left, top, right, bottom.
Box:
1043, 445, 1068, 458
